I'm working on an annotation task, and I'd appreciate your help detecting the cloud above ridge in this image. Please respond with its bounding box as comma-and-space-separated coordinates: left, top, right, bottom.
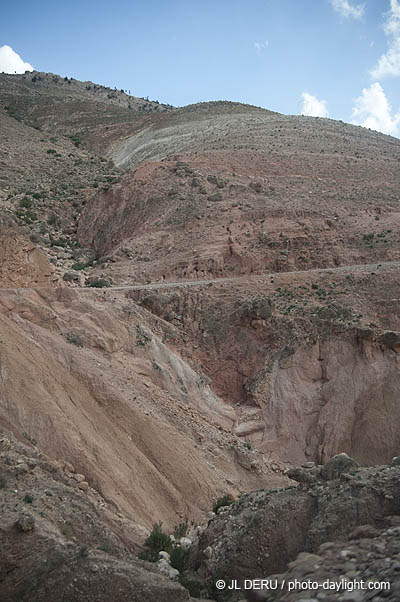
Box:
0, 45, 34, 74
352, 82, 400, 135
301, 92, 329, 117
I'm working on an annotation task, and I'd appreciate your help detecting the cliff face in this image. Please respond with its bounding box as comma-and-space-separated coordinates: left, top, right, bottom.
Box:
0, 224, 57, 288
128, 263, 400, 467
247, 337, 400, 464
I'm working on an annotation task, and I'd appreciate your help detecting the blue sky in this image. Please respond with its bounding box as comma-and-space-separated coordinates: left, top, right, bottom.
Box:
1, 0, 400, 135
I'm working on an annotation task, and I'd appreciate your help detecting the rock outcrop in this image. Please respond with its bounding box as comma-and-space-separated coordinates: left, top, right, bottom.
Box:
187, 456, 400, 598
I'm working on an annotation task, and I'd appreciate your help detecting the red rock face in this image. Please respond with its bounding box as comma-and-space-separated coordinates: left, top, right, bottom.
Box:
75, 105, 400, 466
0, 224, 58, 288
78, 109, 400, 286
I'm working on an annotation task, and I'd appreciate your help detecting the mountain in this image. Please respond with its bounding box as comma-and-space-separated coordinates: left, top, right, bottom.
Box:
1, 72, 400, 602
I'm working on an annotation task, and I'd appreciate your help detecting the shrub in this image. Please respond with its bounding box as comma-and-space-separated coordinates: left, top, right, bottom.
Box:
87, 279, 111, 288
69, 133, 82, 147
213, 494, 234, 514
179, 575, 204, 598
24, 494, 33, 504
23, 432, 37, 445
47, 214, 58, 225
50, 238, 69, 247
19, 197, 32, 208
138, 522, 173, 563
170, 546, 188, 572
79, 544, 89, 557
65, 332, 83, 348
174, 520, 189, 540
71, 262, 86, 271
47, 149, 57, 154
0, 475, 7, 489
98, 540, 113, 554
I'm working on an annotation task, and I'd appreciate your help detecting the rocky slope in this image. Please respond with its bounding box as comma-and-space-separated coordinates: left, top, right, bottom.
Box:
0, 431, 207, 602
0, 285, 287, 534
0, 71, 171, 137
77, 108, 400, 284
1, 72, 400, 600
185, 454, 400, 601
128, 263, 400, 465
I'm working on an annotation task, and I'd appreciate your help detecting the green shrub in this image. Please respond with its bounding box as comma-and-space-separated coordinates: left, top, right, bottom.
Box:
0, 475, 7, 489
179, 575, 204, 598
170, 546, 188, 572
68, 133, 82, 147
23, 211, 37, 222
47, 149, 57, 154
174, 520, 189, 540
23, 432, 37, 445
24, 494, 33, 504
88, 279, 111, 288
79, 544, 89, 557
19, 197, 32, 208
50, 238, 69, 248
213, 494, 234, 514
47, 214, 58, 225
98, 540, 113, 554
138, 522, 173, 563
71, 262, 86, 271
65, 332, 83, 348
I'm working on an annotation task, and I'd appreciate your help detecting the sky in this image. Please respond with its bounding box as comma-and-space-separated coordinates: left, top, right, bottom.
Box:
1, 0, 400, 136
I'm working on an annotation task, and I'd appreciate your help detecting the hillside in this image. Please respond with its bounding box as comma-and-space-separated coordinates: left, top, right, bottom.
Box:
1, 72, 400, 601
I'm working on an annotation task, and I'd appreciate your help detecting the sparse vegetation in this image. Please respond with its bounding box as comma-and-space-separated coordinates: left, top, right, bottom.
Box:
19, 197, 32, 208
213, 494, 234, 513
23, 432, 37, 445
138, 522, 173, 563
47, 214, 58, 225
71, 262, 86, 271
68, 133, 82, 147
50, 238, 69, 248
174, 519, 189, 539
138, 522, 189, 572
178, 575, 204, 598
169, 546, 188, 572
64, 332, 83, 347
79, 544, 89, 557
87, 279, 111, 288
98, 540, 113, 554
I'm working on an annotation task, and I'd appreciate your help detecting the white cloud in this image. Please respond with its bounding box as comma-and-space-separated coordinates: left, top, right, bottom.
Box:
329, 0, 365, 19
0, 45, 34, 74
352, 82, 400, 135
254, 40, 269, 54
370, 0, 400, 79
301, 92, 329, 117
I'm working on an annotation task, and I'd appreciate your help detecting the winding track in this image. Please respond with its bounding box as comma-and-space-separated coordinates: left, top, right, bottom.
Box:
92, 259, 400, 291
1, 259, 398, 294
